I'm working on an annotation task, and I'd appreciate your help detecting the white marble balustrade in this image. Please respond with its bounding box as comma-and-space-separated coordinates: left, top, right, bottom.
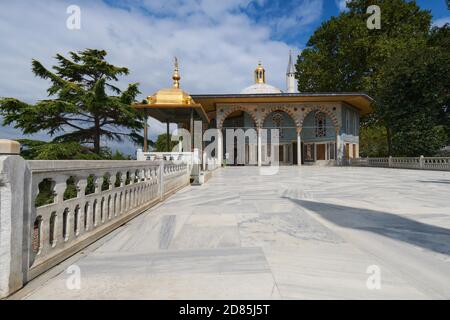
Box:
350, 156, 450, 171
25, 160, 190, 280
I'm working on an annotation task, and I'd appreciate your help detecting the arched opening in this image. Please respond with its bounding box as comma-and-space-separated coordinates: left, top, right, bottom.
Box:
114, 194, 118, 217
107, 195, 112, 219
301, 110, 337, 164
49, 212, 57, 248
74, 205, 80, 236
100, 197, 105, 223
84, 202, 90, 231
119, 192, 123, 214
222, 110, 257, 166
32, 216, 43, 254
92, 200, 97, 227
262, 110, 297, 165
35, 179, 56, 207
63, 208, 70, 242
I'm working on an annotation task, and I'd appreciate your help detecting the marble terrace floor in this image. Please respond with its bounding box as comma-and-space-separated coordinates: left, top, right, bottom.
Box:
14, 166, 450, 299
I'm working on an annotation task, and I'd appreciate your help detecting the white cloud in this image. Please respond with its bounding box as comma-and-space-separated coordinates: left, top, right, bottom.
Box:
335, 0, 350, 11
0, 0, 319, 153
433, 16, 450, 27
269, 0, 324, 36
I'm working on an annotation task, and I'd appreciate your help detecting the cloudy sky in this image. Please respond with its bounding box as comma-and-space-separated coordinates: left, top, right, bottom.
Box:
0, 0, 448, 154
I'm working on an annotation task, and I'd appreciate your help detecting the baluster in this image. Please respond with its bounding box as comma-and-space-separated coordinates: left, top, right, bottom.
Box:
53, 175, 67, 204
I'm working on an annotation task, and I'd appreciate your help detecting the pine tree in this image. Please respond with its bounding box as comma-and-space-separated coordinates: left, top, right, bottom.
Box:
0, 49, 143, 154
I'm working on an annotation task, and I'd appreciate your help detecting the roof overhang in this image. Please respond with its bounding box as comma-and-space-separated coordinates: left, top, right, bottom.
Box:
191, 93, 374, 116
133, 103, 210, 124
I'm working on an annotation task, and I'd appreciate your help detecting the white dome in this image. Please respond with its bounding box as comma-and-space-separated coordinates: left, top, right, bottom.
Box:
240, 83, 282, 94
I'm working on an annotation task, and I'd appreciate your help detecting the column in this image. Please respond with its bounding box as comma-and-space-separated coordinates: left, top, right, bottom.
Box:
296, 128, 302, 166
143, 111, 148, 152
0, 140, 26, 298
158, 160, 164, 200
202, 151, 206, 171
217, 127, 223, 167
257, 127, 262, 167
166, 120, 170, 152
336, 127, 343, 165
190, 108, 194, 152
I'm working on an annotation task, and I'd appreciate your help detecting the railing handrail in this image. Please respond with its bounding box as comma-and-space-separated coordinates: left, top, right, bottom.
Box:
0, 155, 192, 298
349, 156, 450, 171
27, 160, 162, 172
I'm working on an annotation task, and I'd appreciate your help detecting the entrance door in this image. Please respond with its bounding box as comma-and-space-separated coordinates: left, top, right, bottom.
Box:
293, 142, 298, 165
279, 145, 284, 162
345, 143, 350, 160
317, 144, 326, 160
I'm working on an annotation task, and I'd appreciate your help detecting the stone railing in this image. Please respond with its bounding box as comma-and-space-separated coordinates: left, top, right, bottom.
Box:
350, 156, 450, 171
0, 154, 190, 298
203, 157, 220, 171
137, 150, 195, 163
137, 150, 221, 173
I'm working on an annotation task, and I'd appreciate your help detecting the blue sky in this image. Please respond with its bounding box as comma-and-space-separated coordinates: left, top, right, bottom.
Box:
0, 0, 449, 154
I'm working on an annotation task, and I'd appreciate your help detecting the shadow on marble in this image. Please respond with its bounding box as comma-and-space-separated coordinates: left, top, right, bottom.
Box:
287, 198, 450, 256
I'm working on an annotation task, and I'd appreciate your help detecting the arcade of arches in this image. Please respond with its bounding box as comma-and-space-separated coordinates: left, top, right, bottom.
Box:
214, 103, 360, 166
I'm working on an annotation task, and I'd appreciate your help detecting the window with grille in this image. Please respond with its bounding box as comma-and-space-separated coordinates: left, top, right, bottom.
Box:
272, 112, 284, 138
315, 112, 327, 137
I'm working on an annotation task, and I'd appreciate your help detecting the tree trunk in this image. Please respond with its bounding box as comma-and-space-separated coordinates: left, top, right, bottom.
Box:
386, 125, 393, 156
94, 117, 101, 155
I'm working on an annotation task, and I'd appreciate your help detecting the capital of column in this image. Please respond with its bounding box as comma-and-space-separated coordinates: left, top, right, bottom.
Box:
296, 127, 302, 135
335, 126, 341, 135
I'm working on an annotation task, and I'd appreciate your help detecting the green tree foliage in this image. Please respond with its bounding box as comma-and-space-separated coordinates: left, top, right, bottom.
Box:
35, 179, 56, 207
0, 49, 143, 154
129, 128, 155, 150
297, 0, 431, 94
153, 133, 178, 152
375, 28, 450, 156
359, 125, 389, 157
295, 0, 450, 156
35, 174, 112, 207
17, 139, 132, 160
18, 139, 103, 160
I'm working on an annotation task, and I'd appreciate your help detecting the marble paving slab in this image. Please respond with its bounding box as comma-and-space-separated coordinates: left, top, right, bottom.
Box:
18, 166, 450, 300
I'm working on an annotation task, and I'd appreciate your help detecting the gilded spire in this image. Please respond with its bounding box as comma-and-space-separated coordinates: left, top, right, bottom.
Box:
144, 57, 196, 106
254, 61, 266, 84
172, 57, 181, 89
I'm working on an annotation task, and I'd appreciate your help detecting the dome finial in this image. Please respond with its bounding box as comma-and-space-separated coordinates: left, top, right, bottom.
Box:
254, 61, 265, 84
172, 56, 181, 89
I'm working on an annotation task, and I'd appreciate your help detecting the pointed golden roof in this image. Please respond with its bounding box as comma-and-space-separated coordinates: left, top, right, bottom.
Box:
146, 57, 195, 106
133, 57, 209, 123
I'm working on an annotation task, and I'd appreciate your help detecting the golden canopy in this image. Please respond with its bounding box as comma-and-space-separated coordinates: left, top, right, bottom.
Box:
133, 57, 209, 122
145, 57, 196, 106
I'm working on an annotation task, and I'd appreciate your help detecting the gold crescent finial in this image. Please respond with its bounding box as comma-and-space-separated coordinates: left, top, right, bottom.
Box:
172, 56, 180, 89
